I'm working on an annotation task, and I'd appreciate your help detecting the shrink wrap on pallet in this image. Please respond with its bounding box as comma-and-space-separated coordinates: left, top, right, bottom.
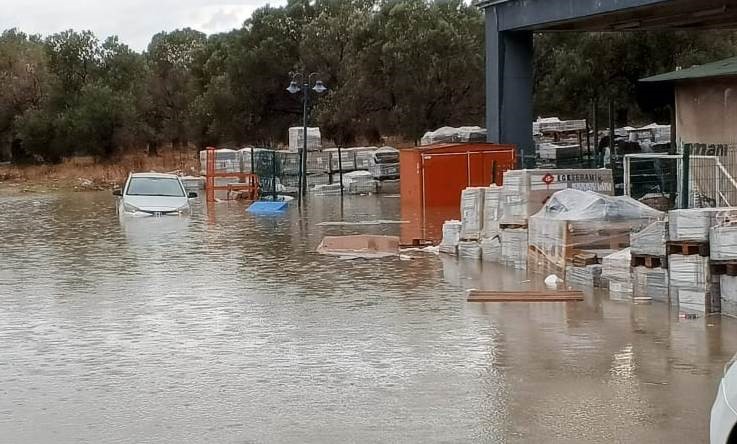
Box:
480, 236, 502, 263
341, 171, 377, 194
528, 190, 662, 276
501, 228, 528, 270
633, 266, 669, 302
630, 221, 668, 257
458, 241, 482, 260
721, 275, 737, 316
289, 127, 321, 152
199, 148, 240, 174
710, 225, 737, 261
669, 254, 714, 312
499, 169, 615, 225
440, 220, 462, 255
369, 147, 400, 179
565, 264, 603, 288
602, 248, 633, 298
482, 185, 503, 238
420, 126, 486, 146
460, 187, 486, 240
326, 148, 356, 172
668, 209, 714, 242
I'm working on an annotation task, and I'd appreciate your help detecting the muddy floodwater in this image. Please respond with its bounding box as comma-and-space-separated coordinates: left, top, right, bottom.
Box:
1, 191, 736, 443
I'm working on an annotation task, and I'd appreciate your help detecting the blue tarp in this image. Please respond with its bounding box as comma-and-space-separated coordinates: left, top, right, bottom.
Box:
247, 201, 289, 214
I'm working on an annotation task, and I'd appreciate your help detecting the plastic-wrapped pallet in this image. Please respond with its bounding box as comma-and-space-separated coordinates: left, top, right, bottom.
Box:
501, 228, 528, 270
306, 151, 329, 174
669, 254, 712, 312
458, 241, 482, 260
528, 190, 662, 276
457, 126, 487, 143
353, 148, 376, 170
711, 224, 737, 261
482, 185, 503, 238
668, 209, 717, 242
199, 149, 240, 174
420, 126, 460, 145
721, 275, 737, 316
325, 148, 356, 173
440, 220, 462, 255
341, 171, 377, 195
631, 221, 668, 257
289, 127, 321, 152
480, 236, 502, 263
369, 147, 400, 179
499, 169, 614, 225
602, 248, 633, 299
460, 187, 485, 240
565, 264, 603, 288
633, 266, 669, 302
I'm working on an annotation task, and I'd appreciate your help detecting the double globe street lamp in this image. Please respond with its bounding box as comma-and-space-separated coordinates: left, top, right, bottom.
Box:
287, 72, 328, 198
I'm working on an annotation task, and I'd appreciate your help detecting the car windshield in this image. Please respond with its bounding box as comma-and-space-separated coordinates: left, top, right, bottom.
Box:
126, 177, 184, 197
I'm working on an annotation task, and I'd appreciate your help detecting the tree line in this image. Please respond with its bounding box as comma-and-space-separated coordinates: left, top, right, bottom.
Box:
1, 0, 735, 163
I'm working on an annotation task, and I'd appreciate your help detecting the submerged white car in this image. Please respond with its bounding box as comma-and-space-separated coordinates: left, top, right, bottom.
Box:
712, 354, 737, 443
114, 173, 197, 216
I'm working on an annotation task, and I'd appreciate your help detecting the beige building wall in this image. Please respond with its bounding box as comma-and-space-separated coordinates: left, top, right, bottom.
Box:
675, 78, 737, 206
676, 78, 737, 146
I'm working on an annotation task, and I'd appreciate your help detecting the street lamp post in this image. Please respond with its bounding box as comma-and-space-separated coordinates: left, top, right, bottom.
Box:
287, 72, 328, 198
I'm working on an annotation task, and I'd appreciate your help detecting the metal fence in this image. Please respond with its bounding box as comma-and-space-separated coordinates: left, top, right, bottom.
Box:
205, 147, 399, 198
623, 145, 737, 210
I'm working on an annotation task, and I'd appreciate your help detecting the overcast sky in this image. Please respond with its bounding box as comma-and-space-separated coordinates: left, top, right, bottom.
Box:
0, 0, 285, 51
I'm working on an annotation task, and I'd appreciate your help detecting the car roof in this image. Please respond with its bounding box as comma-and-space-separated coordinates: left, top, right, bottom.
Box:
129, 172, 180, 179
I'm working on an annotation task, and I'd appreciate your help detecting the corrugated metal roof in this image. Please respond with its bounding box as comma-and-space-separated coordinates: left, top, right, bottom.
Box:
641, 56, 737, 82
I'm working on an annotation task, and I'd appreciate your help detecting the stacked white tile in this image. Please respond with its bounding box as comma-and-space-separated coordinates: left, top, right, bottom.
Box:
288, 127, 321, 152
480, 236, 502, 263
440, 220, 462, 255
602, 248, 633, 299
721, 275, 737, 316
460, 187, 486, 240
630, 221, 668, 257
500, 228, 528, 270
669, 209, 715, 242
669, 254, 712, 312
198, 149, 240, 174
458, 241, 482, 260
566, 264, 603, 288
633, 266, 669, 302
711, 225, 737, 261
482, 185, 503, 239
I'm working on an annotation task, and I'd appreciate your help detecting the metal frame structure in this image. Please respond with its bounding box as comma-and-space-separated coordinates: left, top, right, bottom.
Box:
204, 146, 260, 203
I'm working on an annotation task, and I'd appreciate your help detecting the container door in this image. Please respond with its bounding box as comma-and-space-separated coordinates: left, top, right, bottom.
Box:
421, 153, 469, 242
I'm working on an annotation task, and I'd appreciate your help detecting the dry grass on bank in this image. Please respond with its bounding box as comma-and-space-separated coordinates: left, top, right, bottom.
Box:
0, 150, 199, 193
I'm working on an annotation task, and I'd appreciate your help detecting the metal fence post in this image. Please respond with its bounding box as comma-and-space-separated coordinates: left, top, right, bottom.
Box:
681, 144, 691, 209
272, 150, 277, 200
338, 146, 344, 197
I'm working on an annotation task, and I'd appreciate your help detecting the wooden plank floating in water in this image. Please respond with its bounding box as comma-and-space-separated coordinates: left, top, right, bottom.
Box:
467, 290, 584, 303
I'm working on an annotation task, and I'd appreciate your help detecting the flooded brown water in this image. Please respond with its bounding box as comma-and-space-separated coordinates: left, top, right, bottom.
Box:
0, 191, 734, 443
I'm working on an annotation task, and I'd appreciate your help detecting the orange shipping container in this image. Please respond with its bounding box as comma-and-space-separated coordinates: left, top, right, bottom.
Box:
400, 143, 517, 246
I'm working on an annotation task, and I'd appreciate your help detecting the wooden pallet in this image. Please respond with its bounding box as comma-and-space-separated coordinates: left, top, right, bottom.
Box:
572, 252, 599, 267
710, 261, 737, 277
499, 223, 528, 230
666, 241, 709, 257
631, 254, 667, 269
467, 289, 584, 303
